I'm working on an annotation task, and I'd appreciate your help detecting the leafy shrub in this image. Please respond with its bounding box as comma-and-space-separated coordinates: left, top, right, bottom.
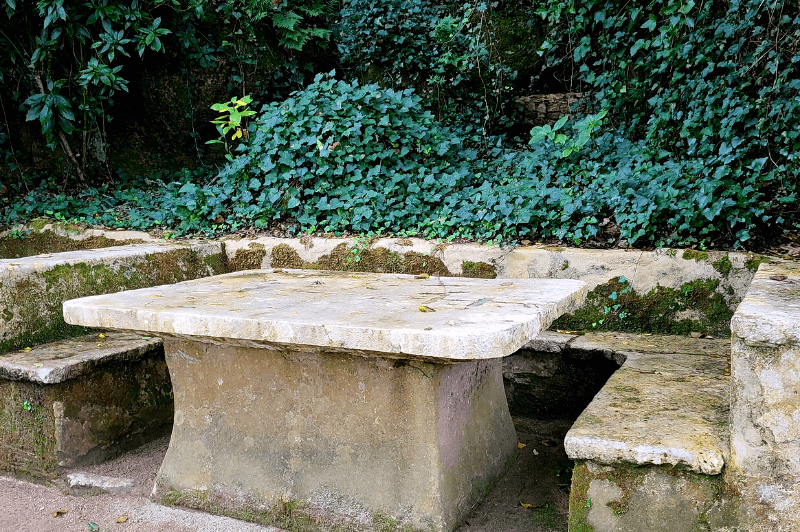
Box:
335, 0, 523, 142
531, 0, 800, 246
211, 72, 479, 233
0, 0, 333, 182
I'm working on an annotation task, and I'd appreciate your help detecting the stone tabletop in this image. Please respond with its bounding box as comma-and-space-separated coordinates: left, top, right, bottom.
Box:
64, 269, 587, 362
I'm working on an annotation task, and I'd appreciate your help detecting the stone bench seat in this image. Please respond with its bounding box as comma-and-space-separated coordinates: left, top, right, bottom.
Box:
0, 332, 171, 477
559, 332, 740, 531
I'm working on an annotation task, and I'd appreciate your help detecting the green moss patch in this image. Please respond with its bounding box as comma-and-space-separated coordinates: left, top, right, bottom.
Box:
744, 254, 770, 272
552, 277, 734, 337
568, 462, 594, 532
461, 261, 497, 279
0, 382, 56, 477
712, 255, 733, 276
228, 242, 267, 271
682, 249, 709, 261
158, 486, 429, 532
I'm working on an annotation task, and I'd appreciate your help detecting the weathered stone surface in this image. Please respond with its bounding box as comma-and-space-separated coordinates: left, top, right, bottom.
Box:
0, 241, 227, 352
153, 338, 518, 532
67, 472, 136, 494
0, 333, 161, 384
569, 461, 742, 532
0, 333, 172, 477
565, 346, 729, 475
64, 270, 588, 362
730, 263, 800, 531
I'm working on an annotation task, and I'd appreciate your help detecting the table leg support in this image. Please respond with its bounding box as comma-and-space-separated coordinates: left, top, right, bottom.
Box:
153, 338, 517, 531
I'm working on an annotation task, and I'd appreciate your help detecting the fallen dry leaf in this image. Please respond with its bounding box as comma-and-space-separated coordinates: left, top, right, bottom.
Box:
501, 282, 514, 286
541, 439, 556, 447
415, 274, 430, 279
690, 332, 704, 338
97, 333, 105, 339
53, 509, 68, 517
419, 305, 436, 313
520, 501, 533, 509
116, 515, 128, 523
770, 275, 787, 281
517, 442, 527, 449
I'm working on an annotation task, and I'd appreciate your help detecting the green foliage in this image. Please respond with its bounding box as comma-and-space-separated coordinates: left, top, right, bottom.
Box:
208, 95, 257, 157
529, 0, 800, 246
335, 0, 522, 142
0, 0, 332, 181
212, 73, 479, 234
1, 1, 797, 250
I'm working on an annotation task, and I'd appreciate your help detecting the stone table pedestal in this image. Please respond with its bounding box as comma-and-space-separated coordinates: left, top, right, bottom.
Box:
65, 269, 586, 531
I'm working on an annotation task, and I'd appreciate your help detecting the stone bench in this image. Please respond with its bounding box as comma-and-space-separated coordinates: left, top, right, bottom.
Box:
0, 332, 171, 478
0, 241, 226, 353
557, 332, 742, 531
64, 268, 588, 532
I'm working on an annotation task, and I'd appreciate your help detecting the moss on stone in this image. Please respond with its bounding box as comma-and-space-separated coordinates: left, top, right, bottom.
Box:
0, 382, 56, 477
568, 462, 595, 532
461, 261, 497, 279
712, 255, 733, 276
271, 242, 481, 278
157, 486, 432, 532
551, 278, 734, 337
682, 249, 709, 261
744, 254, 770, 272
229, 242, 266, 271
0, 228, 145, 259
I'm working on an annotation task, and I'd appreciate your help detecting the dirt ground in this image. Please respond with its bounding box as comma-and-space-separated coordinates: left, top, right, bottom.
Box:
0, 417, 573, 532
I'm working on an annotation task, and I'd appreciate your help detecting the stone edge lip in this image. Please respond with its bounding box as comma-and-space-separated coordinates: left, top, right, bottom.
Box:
63, 270, 588, 362
0, 333, 162, 384
731, 263, 800, 347
564, 435, 725, 476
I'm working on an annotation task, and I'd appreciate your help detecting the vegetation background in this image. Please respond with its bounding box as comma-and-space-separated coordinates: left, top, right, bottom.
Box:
0, 0, 797, 251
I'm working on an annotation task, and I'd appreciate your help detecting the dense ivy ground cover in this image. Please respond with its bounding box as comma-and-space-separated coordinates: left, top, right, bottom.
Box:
1, 0, 798, 249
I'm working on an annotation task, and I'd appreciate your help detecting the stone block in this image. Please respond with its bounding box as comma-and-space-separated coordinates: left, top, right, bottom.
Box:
0, 332, 172, 477
153, 339, 518, 531
569, 461, 741, 532
730, 263, 800, 531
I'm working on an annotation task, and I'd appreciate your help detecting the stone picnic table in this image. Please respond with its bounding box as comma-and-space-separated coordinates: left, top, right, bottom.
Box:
64, 269, 587, 531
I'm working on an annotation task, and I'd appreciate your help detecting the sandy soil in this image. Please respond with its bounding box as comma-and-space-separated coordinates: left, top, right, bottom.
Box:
1, 419, 571, 532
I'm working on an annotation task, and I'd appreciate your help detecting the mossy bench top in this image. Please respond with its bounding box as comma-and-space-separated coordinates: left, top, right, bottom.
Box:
563, 333, 730, 475
0, 241, 220, 278
0, 332, 161, 384
64, 269, 587, 362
